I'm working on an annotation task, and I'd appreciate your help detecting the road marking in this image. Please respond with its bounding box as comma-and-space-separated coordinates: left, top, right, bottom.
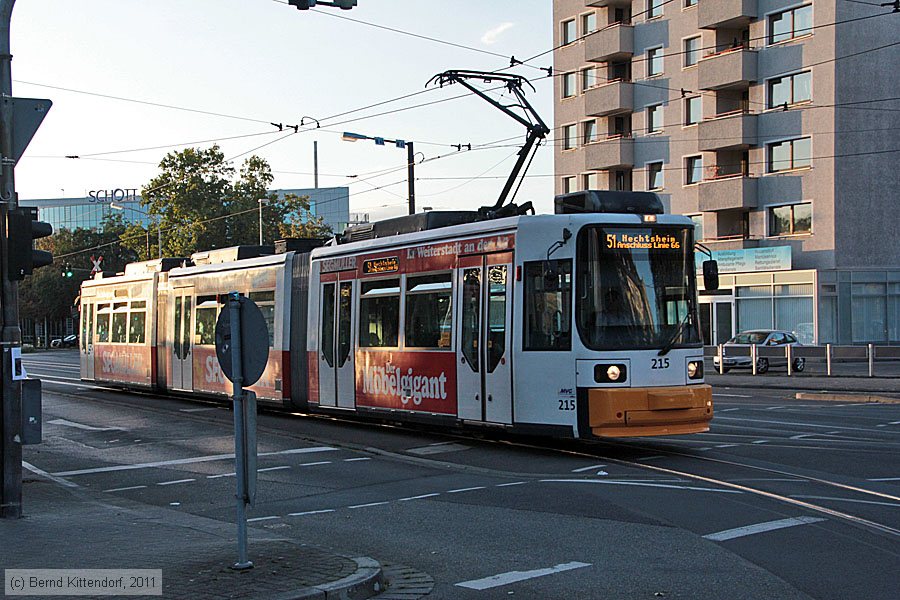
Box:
713, 394, 751, 398
790, 495, 900, 508
541, 479, 742, 494
207, 473, 236, 479
790, 434, 816, 440
47, 418, 125, 432
22, 461, 79, 488
258, 466, 290, 473
298, 461, 332, 467
703, 517, 825, 541
455, 561, 591, 590
179, 407, 218, 413
51, 446, 337, 477
34, 379, 94, 390
571, 464, 606, 473
751, 440, 768, 444
103, 485, 147, 493
715, 416, 879, 433
718, 408, 740, 412
348, 502, 390, 509
766, 406, 787, 410
343, 457, 371, 462
247, 516, 280, 523
407, 442, 471, 455
496, 481, 527, 487
287, 509, 335, 517
398, 493, 440, 501
637, 455, 665, 461
157, 478, 195, 486
447, 486, 486, 494
715, 444, 739, 448
869, 477, 900, 482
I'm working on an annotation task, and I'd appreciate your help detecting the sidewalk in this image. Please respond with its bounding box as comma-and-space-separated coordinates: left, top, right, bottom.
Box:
706, 369, 900, 397
0, 479, 384, 599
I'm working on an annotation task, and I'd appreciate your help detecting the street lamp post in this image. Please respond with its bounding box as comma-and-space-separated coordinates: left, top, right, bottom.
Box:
342, 132, 416, 215
111, 202, 161, 259
257, 199, 270, 245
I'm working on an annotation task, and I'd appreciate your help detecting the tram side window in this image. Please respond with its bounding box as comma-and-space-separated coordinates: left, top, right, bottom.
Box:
194, 296, 219, 346
129, 301, 146, 344
111, 303, 128, 343
359, 279, 400, 348
524, 260, 573, 351
96, 304, 111, 343
249, 291, 275, 347
405, 273, 452, 349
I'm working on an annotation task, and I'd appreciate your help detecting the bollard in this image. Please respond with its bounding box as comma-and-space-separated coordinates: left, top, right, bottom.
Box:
751, 344, 758, 376
717, 344, 724, 375
868, 343, 874, 377
786, 344, 792, 377
826, 343, 832, 376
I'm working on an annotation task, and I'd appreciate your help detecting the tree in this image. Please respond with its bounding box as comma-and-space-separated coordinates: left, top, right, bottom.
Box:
278, 193, 333, 239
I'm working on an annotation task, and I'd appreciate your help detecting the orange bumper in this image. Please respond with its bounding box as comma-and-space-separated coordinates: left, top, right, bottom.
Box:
587, 385, 713, 437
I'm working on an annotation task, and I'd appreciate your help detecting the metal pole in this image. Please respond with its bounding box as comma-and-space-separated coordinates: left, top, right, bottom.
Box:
786, 344, 792, 377
717, 343, 724, 375
826, 343, 832, 376
313, 141, 318, 189
157, 216, 162, 259
407, 141, 415, 215
751, 343, 757, 376
229, 294, 252, 570
0, 0, 22, 520
258, 202, 263, 246
868, 343, 874, 377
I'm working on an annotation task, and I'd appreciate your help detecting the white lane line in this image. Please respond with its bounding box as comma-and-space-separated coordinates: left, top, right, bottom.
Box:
703, 517, 826, 541
718, 408, 740, 412
751, 440, 768, 444
343, 457, 371, 462
715, 444, 739, 448
348, 502, 390, 509
456, 561, 591, 591
447, 486, 486, 494
398, 493, 440, 502
298, 461, 332, 467
52, 446, 336, 477
207, 472, 236, 479
287, 509, 335, 517
157, 478, 195, 486
790, 495, 900, 508
541, 479, 742, 494
571, 464, 606, 473
713, 394, 752, 398
179, 407, 218, 413
247, 516, 280, 523
637, 455, 665, 461
790, 434, 817, 440
258, 466, 291, 473
47, 418, 125, 432
765, 406, 787, 411
496, 481, 527, 487
22, 461, 79, 488
407, 443, 471, 455
869, 477, 900, 482
715, 416, 879, 433
103, 485, 147, 493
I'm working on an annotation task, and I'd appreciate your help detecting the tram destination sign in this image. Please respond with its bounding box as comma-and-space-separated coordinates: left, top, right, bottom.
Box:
605, 232, 682, 250
363, 256, 399, 275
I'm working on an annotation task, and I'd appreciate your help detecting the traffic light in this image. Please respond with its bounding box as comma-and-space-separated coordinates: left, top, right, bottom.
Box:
6, 207, 52, 280
62, 263, 73, 278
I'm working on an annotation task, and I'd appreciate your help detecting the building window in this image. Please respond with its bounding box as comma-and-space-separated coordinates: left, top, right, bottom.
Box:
583, 172, 599, 190
768, 71, 811, 108
562, 72, 577, 98
769, 202, 812, 236
647, 47, 664, 77
684, 0, 698, 7
647, 104, 663, 133
684, 96, 701, 126
683, 36, 700, 67
562, 19, 577, 45
649, 0, 664, 19
690, 214, 704, 241
563, 124, 577, 150
648, 162, 664, 190
581, 66, 598, 91
562, 176, 576, 194
583, 120, 598, 144
582, 12, 597, 35
767, 137, 811, 172
685, 156, 703, 185
769, 4, 813, 45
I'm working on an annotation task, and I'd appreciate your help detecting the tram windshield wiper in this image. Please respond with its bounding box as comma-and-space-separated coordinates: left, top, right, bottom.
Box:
658, 309, 691, 357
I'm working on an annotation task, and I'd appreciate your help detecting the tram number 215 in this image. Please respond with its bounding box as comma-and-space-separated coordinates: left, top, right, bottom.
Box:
651, 358, 670, 370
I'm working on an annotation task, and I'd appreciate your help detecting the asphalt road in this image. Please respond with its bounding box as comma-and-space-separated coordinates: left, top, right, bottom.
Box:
18, 350, 900, 599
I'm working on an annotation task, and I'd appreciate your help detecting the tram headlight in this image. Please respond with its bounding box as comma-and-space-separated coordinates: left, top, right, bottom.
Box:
594, 363, 628, 384
687, 360, 704, 380
607, 365, 621, 381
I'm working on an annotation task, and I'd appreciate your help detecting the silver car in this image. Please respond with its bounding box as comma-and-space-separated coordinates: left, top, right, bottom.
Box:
713, 330, 805, 374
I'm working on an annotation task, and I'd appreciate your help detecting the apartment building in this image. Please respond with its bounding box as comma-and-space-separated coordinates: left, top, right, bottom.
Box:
552, 0, 900, 345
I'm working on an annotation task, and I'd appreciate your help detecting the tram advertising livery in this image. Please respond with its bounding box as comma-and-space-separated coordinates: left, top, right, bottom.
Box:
79, 191, 717, 439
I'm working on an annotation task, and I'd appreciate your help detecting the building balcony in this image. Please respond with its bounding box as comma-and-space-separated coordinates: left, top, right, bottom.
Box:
698, 112, 757, 151
585, 0, 631, 7
585, 135, 634, 170
698, 174, 758, 211
585, 23, 634, 63
585, 80, 634, 116
698, 0, 757, 29
698, 48, 757, 90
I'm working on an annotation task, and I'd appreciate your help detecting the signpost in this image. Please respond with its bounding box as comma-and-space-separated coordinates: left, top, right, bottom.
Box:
214, 292, 269, 570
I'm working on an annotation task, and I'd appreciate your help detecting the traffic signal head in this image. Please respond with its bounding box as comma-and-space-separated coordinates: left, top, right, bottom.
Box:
62, 264, 73, 278
6, 207, 53, 280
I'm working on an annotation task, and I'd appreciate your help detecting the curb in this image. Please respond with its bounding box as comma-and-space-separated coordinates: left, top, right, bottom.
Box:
795, 392, 900, 404
287, 557, 385, 600
711, 380, 899, 395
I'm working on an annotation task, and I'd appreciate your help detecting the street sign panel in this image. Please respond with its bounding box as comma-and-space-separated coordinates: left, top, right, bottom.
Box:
214, 295, 269, 386
8, 97, 52, 165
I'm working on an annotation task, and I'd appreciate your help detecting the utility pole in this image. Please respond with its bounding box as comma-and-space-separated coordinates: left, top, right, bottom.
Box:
406, 141, 415, 215
313, 141, 318, 189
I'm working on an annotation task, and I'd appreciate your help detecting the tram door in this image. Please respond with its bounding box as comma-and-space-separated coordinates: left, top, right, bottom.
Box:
318, 280, 355, 409
457, 253, 513, 424
81, 302, 95, 379
172, 289, 194, 391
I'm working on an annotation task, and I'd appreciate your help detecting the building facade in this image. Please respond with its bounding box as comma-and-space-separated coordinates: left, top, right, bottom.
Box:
553, 0, 900, 344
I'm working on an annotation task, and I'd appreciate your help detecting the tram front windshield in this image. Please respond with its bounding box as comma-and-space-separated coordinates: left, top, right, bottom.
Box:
576, 225, 699, 350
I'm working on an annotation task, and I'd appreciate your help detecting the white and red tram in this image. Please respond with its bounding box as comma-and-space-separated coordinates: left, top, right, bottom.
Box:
80, 191, 715, 438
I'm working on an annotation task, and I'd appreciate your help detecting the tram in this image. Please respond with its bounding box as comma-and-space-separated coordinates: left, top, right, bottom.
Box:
79, 190, 718, 438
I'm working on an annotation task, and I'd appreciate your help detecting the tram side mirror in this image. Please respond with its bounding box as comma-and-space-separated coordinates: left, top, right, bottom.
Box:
702, 260, 719, 291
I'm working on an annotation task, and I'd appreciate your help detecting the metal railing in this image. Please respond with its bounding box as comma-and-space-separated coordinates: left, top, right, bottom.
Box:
706, 344, 900, 377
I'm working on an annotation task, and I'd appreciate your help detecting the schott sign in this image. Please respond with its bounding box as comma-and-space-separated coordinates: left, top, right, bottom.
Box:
88, 188, 139, 203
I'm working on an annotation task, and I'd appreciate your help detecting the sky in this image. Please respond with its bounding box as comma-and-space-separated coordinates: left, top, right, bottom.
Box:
12, 0, 557, 221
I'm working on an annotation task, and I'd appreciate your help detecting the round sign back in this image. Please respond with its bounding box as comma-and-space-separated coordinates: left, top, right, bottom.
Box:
215, 294, 270, 387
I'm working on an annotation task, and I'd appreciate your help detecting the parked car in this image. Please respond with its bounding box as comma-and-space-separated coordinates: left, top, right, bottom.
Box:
713, 330, 805, 374
50, 334, 78, 349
